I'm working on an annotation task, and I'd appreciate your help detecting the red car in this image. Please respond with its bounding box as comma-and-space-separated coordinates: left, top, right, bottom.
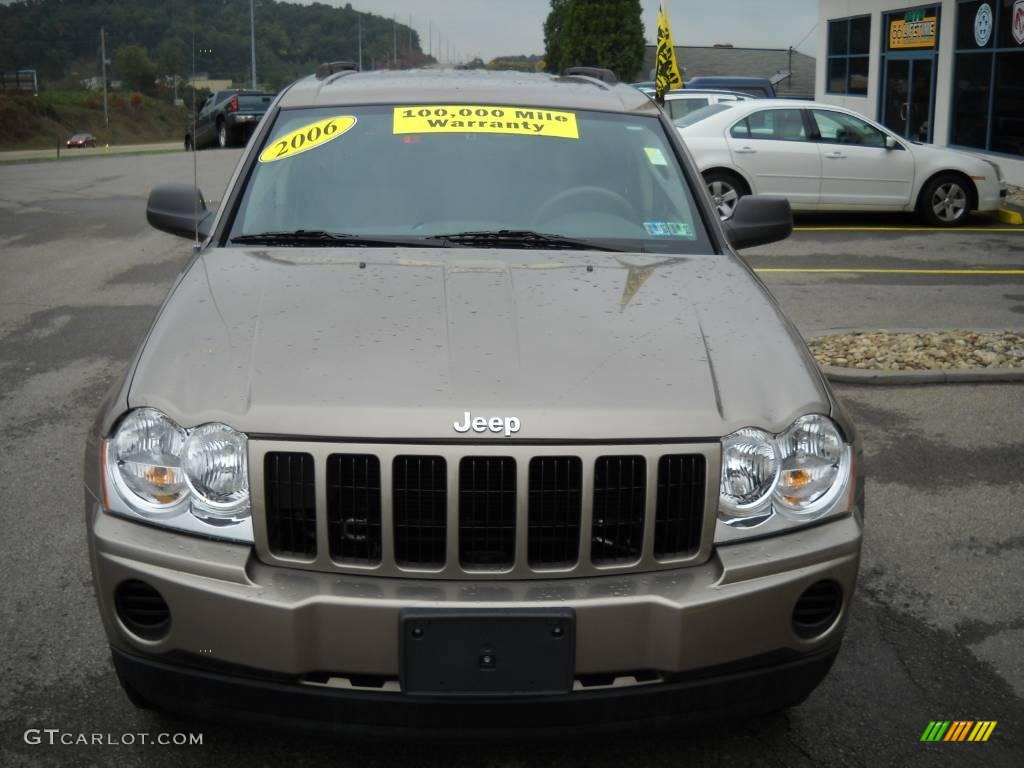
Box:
66, 133, 97, 148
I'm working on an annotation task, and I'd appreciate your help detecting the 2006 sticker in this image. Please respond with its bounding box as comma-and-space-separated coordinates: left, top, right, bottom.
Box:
393, 105, 579, 139
258, 116, 357, 163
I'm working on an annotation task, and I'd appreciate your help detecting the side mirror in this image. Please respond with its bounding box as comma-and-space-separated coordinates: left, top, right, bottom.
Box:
146, 183, 215, 240
722, 195, 792, 250
885, 136, 899, 150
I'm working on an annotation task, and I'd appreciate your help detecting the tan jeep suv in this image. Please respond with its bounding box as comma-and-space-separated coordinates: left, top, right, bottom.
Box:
84, 64, 863, 730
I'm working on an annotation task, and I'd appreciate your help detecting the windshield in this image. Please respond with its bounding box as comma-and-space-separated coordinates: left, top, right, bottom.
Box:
674, 103, 735, 129
229, 104, 712, 254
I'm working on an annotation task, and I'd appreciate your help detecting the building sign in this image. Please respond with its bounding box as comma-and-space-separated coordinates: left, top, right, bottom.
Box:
1014, 0, 1024, 45
889, 15, 938, 49
975, 3, 993, 47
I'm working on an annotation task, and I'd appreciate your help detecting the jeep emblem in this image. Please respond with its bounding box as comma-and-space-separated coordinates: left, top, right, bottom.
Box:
453, 411, 521, 437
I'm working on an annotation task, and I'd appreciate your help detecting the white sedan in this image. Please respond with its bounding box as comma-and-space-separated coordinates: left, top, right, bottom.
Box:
679, 100, 1008, 226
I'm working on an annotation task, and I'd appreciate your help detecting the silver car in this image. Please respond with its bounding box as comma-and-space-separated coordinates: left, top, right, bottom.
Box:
84, 66, 864, 730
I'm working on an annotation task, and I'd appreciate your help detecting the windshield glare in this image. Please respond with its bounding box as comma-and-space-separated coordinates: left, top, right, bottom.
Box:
231, 105, 711, 253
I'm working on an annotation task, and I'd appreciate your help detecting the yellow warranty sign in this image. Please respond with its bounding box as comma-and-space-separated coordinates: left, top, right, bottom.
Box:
393, 106, 579, 139
259, 116, 357, 163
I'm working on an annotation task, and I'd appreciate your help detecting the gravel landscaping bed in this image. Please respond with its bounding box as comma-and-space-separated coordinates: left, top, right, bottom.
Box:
808, 331, 1024, 371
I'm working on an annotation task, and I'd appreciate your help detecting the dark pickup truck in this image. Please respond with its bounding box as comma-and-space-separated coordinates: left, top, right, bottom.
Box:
185, 89, 274, 150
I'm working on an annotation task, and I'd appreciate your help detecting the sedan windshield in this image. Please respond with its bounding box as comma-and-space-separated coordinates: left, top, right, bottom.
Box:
230, 104, 711, 254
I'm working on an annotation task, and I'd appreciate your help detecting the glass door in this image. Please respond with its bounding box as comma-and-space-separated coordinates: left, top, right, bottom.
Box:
908, 59, 933, 142
882, 57, 934, 142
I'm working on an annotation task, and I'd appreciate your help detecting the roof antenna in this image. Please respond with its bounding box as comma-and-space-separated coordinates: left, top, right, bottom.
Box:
191, 1, 200, 253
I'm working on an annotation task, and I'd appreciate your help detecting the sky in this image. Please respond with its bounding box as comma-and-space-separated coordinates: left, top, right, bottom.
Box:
303, 1, 820, 63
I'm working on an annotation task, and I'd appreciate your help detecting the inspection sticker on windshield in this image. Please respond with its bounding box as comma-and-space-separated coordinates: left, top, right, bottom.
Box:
259, 116, 357, 163
394, 106, 579, 139
644, 221, 695, 238
644, 147, 668, 166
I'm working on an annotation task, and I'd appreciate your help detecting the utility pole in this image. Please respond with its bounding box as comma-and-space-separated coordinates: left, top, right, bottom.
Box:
428, 20, 432, 58
392, 16, 397, 68
357, 16, 363, 71
100, 27, 108, 128
250, 0, 257, 89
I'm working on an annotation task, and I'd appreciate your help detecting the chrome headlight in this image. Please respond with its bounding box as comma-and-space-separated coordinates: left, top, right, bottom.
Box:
108, 408, 189, 516
104, 409, 252, 542
183, 424, 250, 522
718, 415, 853, 540
720, 428, 779, 523
774, 415, 844, 517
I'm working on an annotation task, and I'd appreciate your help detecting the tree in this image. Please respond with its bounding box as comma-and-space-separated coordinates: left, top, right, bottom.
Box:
557, 0, 645, 82
114, 45, 157, 94
543, 0, 570, 74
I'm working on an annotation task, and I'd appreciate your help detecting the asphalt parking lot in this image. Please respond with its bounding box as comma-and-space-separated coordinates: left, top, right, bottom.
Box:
0, 151, 1022, 766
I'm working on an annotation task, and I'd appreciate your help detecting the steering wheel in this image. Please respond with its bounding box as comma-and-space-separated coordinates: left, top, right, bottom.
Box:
533, 185, 636, 226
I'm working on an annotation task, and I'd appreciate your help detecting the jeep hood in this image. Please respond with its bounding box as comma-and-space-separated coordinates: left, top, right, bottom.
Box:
128, 248, 828, 440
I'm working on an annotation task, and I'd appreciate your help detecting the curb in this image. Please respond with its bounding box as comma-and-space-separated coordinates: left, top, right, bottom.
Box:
822, 365, 1024, 385
998, 207, 1023, 226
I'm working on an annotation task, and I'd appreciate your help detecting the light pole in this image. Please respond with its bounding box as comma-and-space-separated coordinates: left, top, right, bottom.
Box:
250, 0, 257, 89
100, 27, 108, 128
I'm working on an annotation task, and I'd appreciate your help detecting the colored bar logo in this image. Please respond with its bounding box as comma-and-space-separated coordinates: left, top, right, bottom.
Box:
921, 721, 997, 742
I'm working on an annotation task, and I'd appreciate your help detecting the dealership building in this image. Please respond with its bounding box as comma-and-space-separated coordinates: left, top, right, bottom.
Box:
816, 0, 1024, 184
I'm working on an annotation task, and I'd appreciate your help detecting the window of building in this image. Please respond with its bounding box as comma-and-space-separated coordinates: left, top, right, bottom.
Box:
826, 16, 871, 95
951, 0, 1024, 157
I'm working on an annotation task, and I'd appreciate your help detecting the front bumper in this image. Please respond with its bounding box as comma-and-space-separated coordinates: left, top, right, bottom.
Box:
978, 179, 1009, 212
88, 497, 861, 721
113, 642, 840, 731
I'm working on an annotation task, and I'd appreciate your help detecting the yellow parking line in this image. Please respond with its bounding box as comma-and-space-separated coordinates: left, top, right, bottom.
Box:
755, 268, 1024, 275
793, 226, 1023, 232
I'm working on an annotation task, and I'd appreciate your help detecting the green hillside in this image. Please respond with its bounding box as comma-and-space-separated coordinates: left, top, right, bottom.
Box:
0, 91, 187, 150
0, 0, 431, 90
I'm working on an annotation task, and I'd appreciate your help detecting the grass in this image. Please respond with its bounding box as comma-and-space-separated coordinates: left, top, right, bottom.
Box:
0, 89, 188, 150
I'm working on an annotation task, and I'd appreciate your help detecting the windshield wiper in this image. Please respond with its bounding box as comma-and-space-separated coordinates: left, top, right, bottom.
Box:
428, 229, 619, 251
230, 230, 442, 247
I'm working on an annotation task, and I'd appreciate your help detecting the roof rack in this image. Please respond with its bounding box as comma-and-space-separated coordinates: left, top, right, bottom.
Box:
564, 67, 618, 85
315, 61, 359, 80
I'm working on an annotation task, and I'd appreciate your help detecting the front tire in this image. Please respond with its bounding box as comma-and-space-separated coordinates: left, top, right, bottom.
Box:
703, 170, 749, 219
184, 134, 194, 151
918, 173, 971, 227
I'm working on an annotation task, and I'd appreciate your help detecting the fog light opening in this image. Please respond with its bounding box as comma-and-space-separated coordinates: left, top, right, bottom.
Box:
792, 580, 842, 640
115, 579, 171, 641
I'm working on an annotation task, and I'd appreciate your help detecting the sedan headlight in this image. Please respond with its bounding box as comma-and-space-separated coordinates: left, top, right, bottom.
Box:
104, 408, 252, 542
718, 415, 852, 540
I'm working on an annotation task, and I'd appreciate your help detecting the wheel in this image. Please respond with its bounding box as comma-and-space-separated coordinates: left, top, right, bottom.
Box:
217, 121, 228, 149
532, 185, 635, 225
918, 173, 971, 227
184, 134, 194, 151
703, 170, 749, 219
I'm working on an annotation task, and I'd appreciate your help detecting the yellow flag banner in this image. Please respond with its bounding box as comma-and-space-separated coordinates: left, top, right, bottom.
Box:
655, 1, 683, 103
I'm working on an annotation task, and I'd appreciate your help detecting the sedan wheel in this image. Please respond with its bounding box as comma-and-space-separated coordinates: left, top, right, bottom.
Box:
931, 182, 967, 224
706, 178, 741, 219
919, 174, 972, 227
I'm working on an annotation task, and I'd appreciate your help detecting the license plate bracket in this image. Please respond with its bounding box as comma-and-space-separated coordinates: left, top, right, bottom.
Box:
399, 608, 575, 696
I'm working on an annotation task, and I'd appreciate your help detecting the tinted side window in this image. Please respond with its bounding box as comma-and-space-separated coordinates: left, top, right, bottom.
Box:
742, 109, 808, 141
811, 110, 887, 148
730, 118, 750, 138
667, 98, 709, 120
